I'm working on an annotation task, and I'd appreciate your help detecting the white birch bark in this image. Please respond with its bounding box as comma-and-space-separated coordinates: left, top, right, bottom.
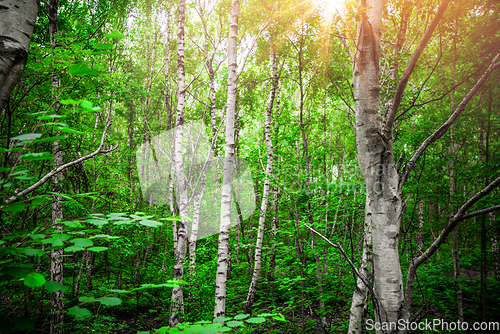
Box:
244, 49, 278, 314
170, 0, 188, 325
214, 0, 240, 318
0, 0, 39, 112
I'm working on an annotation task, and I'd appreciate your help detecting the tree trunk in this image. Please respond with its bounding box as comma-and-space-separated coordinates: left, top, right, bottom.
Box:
48, 1, 64, 332
353, 0, 404, 328
0, 0, 39, 112
170, 0, 188, 325
348, 199, 373, 334
214, 0, 240, 318
244, 49, 277, 314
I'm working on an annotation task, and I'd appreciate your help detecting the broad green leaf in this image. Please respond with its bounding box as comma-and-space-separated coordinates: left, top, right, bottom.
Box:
41, 238, 63, 247
233, 314, 250, 320
96, 43, 114, 49
105, 31, 125, 38
69, 64, 98, 76
98, 297, 121, 306
258, 313, 276, 317
36, 115, 64, 120
51, 234, 71, 241
91, 51, 117, 55
80, 100, 93, 110
245, 317, 265, 324
138, 219, 162, 227
64, 246, 84, 252
88, 247, 108, 252
20, 152, 53, 161
63, 221, 84, 228
213, 316, 232, 322
88, 219, 108, 227
79, 296, 96, 303
17, 248, 44, 257
67, 306, 91, 318
30, 234, 45, 240
137, 332, 150, 334
36, 136, 67, 143
226, 321, 244, 327
60, 99, 80, 105
11, 134, 41, 141
44, 281, 69, 292
23, 272, 45, 287
8, 268, 31, 278
72, 238, 93, 247
31, 197, 46, 207
55, 126, 85, 135
2, 203, 27, 214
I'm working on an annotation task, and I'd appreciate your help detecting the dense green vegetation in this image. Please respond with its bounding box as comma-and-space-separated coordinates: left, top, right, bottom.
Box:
0, 0, 499, 333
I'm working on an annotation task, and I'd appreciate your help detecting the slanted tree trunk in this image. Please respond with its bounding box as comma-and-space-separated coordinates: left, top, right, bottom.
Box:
170, 0, 188, 325
214, 0, 240, 318
0, 0, 39, 111
244, 49, 278, 314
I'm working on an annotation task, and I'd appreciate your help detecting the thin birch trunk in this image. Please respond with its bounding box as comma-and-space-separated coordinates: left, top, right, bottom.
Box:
49, 2, 64, 332
244, 49, 277, 314
214, 0, 240, 318
170, 0, 188, 325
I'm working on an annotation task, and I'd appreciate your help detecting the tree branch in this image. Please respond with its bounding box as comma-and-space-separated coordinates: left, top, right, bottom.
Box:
385, 0, 450, 136
2, 120, 114, 205
401, 55, 500, 187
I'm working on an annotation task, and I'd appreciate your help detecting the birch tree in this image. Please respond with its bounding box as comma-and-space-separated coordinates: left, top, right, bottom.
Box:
350, 0, 500, 332
244, 48, 278, 314
170, 0, 188, 325
0, 0, 39, 112
214, 0, 240, 319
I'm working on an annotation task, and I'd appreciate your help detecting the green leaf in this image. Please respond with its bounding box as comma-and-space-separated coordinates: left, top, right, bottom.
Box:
272, 313, 286, 321
63, 220, 84, 228
80, 100, 93, 110
17, 248, 45, 257
213, 316, 232, 322
55, 126, 86, 135
98, 297, 121, 306
23, 272, 45, 287
79, 296, 96, 303
137, 332, 151, 334
30, 234, 45, 240
20, 152, 53, 161
226, 321, 244, 328
96, 43, 114, 50
41, 238, 63, 247
11, 134, 42, 141
245, 317, 265, 324
91, 51, 117, 55
88, 247, 108, 252
8, 268, 31, 278
233, 314, 250, 320
60, 99, 80, 105
88, 219, 108, 227
44, 281, 69, 292
51, 234, 71, 241
64, 246, 84, 252
2, 203, 27, 214
69, 63, 98, 76
67, 306, 91, 318
72, 238, 93, 247
138, 219, 162, 227
35, 135, 67, 143
36, 115, 64, 120
105, 31, 125, 38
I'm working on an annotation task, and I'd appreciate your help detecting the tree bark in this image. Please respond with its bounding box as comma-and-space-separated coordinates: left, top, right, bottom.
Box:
214, 0, 240, 318
169, 0, 188, 325
0, 0, 39, 112
244, 49, 277, 314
